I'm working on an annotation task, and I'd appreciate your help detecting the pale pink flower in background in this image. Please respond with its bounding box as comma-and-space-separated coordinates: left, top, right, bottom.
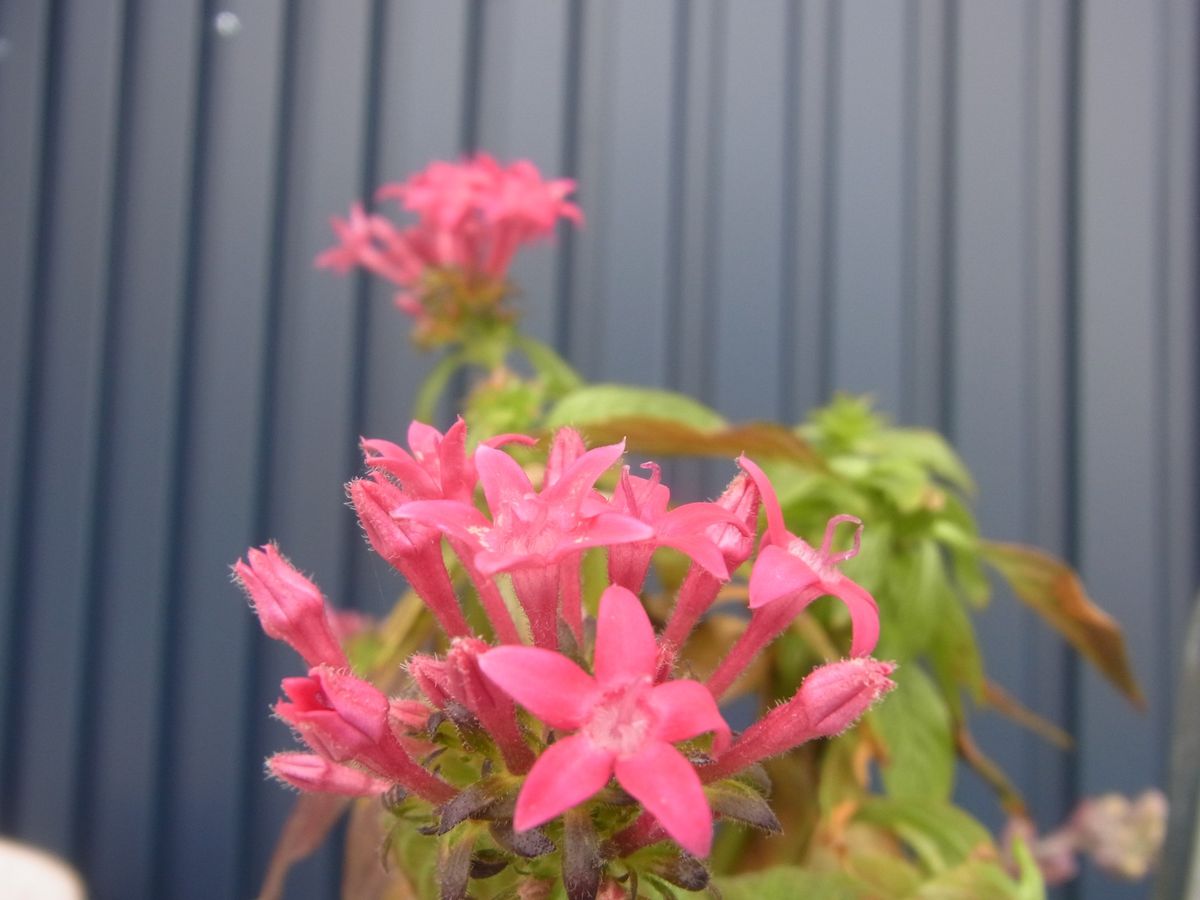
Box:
318, 155, 582, 333
479, 586, 730, 857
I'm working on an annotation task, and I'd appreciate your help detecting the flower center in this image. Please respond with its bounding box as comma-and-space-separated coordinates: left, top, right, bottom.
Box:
584, 678, 656, 758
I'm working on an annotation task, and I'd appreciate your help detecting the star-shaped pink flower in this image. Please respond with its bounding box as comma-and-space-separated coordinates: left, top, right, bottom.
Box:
478, 586, 730, 857
739, 455, 880, 657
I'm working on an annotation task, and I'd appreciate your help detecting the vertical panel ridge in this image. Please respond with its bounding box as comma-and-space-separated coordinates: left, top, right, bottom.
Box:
72, 0, 136, 866
0, 0, 60, 832
150, 0, 215, 892
238, 3, 300, 893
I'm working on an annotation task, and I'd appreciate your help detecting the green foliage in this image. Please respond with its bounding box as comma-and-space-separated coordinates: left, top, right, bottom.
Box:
873, 666, 955, 801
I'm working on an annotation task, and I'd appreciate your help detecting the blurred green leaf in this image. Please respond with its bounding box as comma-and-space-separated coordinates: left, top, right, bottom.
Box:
855, 798, 993, 874
912, 854, 1044, 900
875, 539, 945, 661
927, 589, 986, 715
873, 666, 955, 801
980, 541, 1145, 709
546, 384, 727, 431
867, 428, 976, 495
714, 866, 867, 900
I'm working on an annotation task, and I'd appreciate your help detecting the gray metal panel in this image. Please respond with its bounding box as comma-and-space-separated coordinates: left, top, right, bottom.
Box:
711, 0, 789, 421
8, 0, 125, 854
352, 1, 469, 614
829, 0, 907, 414
0, 5, 1193, 899
158, 3, 288, 896
82, 3, 204, 897
568, 0, 674, 385
950, 0, 1036, 834
1076, 2, 1171, 897
477, 0, 572, 345
247, 2, 381, 894
0, 0, 51, 827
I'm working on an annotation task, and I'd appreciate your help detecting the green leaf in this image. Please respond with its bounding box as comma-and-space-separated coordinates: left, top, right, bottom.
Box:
912, 855, 1045, 900
980, 541, 1145, 708
854, 797, 993, 875
875, 539, 945, 661
869, 428, 977, 495
546, 384, 727, 431
413, 350, 466, 423
873, 666, 955, 801
714, 866, 868, 900
927, 588, 986, 714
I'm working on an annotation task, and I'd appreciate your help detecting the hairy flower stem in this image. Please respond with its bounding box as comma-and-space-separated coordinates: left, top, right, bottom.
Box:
400, 549, 473, 639
657, 567, 723, 680
450, 536, 521, 644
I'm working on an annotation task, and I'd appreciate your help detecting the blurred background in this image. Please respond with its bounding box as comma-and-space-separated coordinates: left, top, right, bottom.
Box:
0, 1, 1196, 898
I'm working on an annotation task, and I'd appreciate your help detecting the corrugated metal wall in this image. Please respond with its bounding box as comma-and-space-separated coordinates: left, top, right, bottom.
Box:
0, 2, 1195, 898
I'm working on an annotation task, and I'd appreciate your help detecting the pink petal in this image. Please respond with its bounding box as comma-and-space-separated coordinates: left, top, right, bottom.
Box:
614, 741, 713, 857
825, 575, 881, 657
648, 680, 731, 753
475, 444, 535, 513
737, 455, 790, 546
594, 586, 659, 685
577, 513, 655, 549
478, 646, 596, 730
748, 544, 821, 608
393, 499, 491, 545
658, 533, 729, 582
513, 734, 614, 831
541, 440, 626, 508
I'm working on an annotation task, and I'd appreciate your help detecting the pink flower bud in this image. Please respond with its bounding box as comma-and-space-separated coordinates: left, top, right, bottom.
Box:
233, 544, 347, 668
709, 472, 760, 571
406, 654, 453, 708
703, 658, 895, 781
349, 475, 432, 566
267, 752, 389, 796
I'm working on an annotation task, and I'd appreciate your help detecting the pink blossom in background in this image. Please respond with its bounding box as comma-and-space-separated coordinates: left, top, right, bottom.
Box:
479, 585, 730, 857
317, 155, 582, 338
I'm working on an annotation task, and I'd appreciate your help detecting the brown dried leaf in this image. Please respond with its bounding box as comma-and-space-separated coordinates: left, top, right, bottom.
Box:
981, 541, 1145, 709
569, 417, 824, 469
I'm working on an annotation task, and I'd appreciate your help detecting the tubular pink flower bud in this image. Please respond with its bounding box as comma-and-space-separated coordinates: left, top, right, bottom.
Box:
446, 637, 535, 773
233, 544, 347, 668
349, 475, 471, 638
276, 666, 455, 803
406, 654, 453, 708
267, 752, 390, 797
703, 658, 895, 782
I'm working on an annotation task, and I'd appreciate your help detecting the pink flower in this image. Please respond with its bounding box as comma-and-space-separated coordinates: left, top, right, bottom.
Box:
478, 586, 730, 857
233, 544, 348, 669
318, 155, 582, 340
606, 463, 749, 592
398, 439, 652, 648
739, 455, 880, 657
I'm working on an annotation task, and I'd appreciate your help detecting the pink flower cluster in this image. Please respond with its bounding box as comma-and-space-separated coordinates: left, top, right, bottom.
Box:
235, 420, 895, 862
316, 155, 582, 342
